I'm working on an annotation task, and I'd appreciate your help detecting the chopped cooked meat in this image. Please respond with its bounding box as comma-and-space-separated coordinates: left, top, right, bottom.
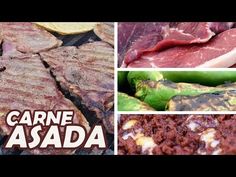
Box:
0, 55, 90, 155
119, 114, 236, 155
40, 41, 114, 133
0, 22, 62, 57
94, 23, 114, 46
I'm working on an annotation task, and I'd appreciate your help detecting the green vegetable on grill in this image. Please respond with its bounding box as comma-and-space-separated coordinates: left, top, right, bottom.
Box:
118, 92, 155, 111
127, 71, 163, 89
161, 71, 236, 86
118, 71, 129, 88
135, 80, 236, 111
167, 90, 236, 111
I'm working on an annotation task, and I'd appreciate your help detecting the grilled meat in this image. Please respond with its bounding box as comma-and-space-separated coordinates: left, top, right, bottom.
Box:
0, 55, 90, 154
0, 22, 62, 57
40, 41, 114, 133
94, 23, 114, 46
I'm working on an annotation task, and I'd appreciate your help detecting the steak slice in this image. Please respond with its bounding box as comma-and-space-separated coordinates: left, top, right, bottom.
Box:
128, 28, 236, 68
122, 22, 234, 67
0, 22, 62, 57
1, 40, 33, 59
40, 41, 114, 133
118, 22, 167, 66
123, 22, 214, 66
94, 23, 114, 46
167, 90, 236, 111
0, 55, 90, 155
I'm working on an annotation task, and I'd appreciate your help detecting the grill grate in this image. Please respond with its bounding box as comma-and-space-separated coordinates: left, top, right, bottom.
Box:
53, 31, 101, 46
0, 30, 114, 155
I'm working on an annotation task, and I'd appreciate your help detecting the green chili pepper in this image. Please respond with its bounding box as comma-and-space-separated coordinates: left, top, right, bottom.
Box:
161, 71, 236, 86
135, 80, 236, 111
167, 90, 236, 111
127, 71, 163, 89
118, 92, 155, 111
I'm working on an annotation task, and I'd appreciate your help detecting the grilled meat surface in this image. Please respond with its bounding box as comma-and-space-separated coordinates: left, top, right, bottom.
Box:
94, 23, 114, 46
0, 22, 62, 57
0, 55, 90, 154
0, 23, 114, 154
40, 41, 114, 133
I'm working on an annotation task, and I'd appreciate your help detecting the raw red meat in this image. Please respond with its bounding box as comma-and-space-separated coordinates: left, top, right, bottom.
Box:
118, 22, 167, 66
209, 22, 234, 33
123, 23, 214, 66
127, 28, 236, 68
120, 22, 235, 68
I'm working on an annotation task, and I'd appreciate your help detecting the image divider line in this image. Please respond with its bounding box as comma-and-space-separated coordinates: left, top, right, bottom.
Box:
114, 22, 118, 155
117, 111, 236, 115
117, 67, 236, 71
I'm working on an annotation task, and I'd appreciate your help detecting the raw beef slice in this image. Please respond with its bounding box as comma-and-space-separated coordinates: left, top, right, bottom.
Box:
123, 22, 214, 66
118, 22, 167, 66
128, 28, 236, 68
122, 22, 235, 67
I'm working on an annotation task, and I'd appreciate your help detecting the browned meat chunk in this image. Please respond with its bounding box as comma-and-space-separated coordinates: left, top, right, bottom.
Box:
119, 114, 236, 155
40, 41, 114, 133
0, 55, 90, 155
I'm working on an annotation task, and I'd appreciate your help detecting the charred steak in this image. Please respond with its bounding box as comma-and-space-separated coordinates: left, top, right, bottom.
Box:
40, 41, 114, 133
0, 55, 90, 154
